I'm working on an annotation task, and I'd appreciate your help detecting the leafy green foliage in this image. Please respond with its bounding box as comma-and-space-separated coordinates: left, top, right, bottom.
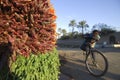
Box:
10, 48, 60, 80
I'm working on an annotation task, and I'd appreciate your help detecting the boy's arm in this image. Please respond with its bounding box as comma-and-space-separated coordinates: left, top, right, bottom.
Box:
91, 35, 100, 43
92, 35, 100, 41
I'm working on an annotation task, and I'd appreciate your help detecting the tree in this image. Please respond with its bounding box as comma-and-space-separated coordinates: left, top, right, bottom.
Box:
101, 28, 116, 36
92, 23, 108, 31
0, 0, 60, 80
57, 28, 67, 36
92, 23, 116, 35
58, 28, 62, 32
61, 29, 67, 36
77, 20, 89, 35
69, 20, 77, 36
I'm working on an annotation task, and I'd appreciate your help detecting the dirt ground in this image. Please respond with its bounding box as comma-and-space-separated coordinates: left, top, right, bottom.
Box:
58, 47, 120, 80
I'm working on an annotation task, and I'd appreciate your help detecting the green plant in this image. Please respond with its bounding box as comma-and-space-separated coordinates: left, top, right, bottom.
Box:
10, 48, 60, 80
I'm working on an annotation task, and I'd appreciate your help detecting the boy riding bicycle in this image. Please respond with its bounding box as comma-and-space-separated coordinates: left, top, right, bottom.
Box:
80, 30, 100, 53
80, 30, 108, 77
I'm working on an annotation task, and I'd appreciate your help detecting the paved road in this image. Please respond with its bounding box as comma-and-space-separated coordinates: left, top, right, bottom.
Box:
58, 48, 120, 80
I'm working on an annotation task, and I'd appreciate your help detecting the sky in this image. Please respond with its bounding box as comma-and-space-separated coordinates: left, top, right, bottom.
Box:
51, 0, 120, 33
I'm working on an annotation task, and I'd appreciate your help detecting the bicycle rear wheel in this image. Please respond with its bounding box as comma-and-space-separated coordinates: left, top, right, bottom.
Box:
85, 49, 108, 77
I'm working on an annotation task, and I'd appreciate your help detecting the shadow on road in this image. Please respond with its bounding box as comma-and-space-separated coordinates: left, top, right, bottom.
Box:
59, 55, 120, 80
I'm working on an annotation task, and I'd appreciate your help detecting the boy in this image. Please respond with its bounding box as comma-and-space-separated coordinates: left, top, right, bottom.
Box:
80, 30, 100, 53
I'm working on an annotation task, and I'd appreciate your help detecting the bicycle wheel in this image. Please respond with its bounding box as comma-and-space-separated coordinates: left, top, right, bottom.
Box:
85, 49, 108, 77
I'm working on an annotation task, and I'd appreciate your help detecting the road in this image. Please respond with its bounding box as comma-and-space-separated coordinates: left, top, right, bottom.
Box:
58, 48, 120, 80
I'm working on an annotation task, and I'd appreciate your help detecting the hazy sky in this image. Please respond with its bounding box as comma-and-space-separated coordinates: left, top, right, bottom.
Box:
51, 0, 120, 32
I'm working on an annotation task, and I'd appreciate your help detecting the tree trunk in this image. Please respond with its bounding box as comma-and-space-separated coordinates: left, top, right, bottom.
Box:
71, 27, 74, 37
0, 42, 12, 79
82, 27, 84, 35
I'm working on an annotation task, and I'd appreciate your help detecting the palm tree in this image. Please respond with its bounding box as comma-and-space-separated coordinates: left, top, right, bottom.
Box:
61, 29, 67, 36
69, 20, 77, 36
77, 20, 89, 35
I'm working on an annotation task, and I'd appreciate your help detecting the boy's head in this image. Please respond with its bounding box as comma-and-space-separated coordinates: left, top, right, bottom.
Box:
92, 30, 99, 35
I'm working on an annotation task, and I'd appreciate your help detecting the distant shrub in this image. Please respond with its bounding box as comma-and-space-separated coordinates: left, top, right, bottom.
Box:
60, 34, 82, 40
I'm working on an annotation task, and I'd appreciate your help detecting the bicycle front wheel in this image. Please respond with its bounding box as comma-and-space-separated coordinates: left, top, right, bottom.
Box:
85, 49, 108, 77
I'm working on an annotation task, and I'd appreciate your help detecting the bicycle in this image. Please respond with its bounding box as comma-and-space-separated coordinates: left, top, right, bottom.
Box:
82, 45, 108, 77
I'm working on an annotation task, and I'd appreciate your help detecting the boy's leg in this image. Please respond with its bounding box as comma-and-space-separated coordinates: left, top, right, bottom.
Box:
85, 46, 90, 55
